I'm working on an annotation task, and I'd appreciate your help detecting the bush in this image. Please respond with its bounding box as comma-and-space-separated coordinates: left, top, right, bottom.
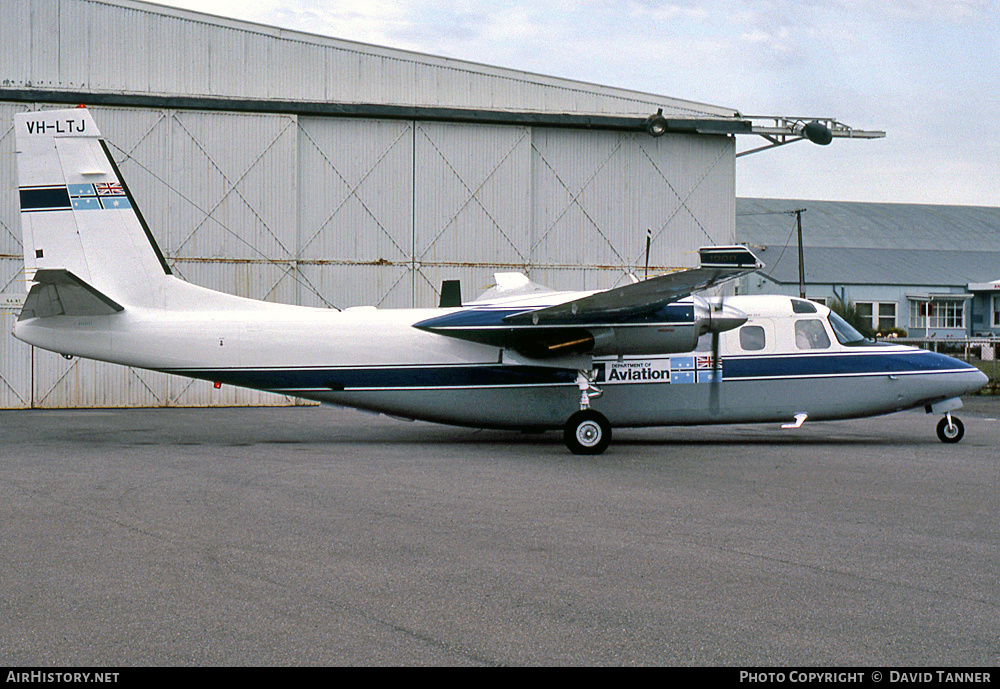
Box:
827, 297, 874, 339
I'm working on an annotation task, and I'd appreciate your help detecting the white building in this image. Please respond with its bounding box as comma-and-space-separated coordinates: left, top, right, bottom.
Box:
736, 198, 1000, 340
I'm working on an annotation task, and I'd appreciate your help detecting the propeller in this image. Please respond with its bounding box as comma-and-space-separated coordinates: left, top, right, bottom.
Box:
697, 295, 747, 416
709, 317, 722, 416
643, 233, 748, 415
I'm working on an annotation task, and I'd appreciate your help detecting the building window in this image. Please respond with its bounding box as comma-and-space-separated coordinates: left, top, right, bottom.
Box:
993, 295, 1000, 328
910, 300, 965, 330
856, 301, 897, 333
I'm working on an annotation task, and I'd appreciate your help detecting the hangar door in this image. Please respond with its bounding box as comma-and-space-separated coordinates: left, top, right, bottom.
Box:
0, 107, 734, 408
297, 117, 735, 310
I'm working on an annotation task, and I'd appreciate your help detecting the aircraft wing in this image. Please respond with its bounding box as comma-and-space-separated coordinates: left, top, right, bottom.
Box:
19, 268, 124, 320
414, 246, 762, 357
504, 246, 761, 326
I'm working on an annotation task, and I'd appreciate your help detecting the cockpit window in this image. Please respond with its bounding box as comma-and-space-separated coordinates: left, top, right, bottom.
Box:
794, 319, 831, 350
828, 311, 871, 346
739, 325, 766, 351
791, 299, 817, 314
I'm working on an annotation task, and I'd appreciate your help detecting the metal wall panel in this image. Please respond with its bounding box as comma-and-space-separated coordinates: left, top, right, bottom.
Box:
413, 121, 532, 307
30, 356, 152, 408
1, 0, 738, 119
0, 102, 32, 408
165, 110, 298, 263
0, 103, 25, 259
529, 129, 735, 291
298, 263, 414, 311
0, 286, 32, 408
296, 116, 414, 309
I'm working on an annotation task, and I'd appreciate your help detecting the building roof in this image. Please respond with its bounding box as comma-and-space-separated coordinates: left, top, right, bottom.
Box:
2, 0, 740, 121
736, 199, 1000, 287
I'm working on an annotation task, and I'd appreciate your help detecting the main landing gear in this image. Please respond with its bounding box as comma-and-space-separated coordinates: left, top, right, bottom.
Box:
564, 371, 611, 455
936, 413, 965, 444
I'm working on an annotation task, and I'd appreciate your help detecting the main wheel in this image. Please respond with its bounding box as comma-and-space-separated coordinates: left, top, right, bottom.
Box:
936, 416, 965, 443
564, 410, 612, 455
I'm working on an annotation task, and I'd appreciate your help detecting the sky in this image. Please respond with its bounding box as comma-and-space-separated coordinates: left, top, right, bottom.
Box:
149, 0, 999, 207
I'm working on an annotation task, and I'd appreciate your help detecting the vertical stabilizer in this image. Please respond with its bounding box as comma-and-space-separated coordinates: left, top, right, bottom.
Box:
15, 108, 172, 307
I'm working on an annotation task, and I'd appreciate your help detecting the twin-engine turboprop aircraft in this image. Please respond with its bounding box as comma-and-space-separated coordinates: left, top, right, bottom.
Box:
12, 108, 989, 453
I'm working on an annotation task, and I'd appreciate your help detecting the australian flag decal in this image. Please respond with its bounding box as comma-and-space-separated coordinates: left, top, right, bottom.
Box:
69, 183, 131, 210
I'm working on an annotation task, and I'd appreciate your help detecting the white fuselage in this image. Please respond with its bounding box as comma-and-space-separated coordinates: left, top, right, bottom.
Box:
14, 289, 988, 430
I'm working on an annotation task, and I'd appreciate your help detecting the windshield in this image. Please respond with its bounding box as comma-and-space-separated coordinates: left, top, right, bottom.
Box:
828, 311, 870, 345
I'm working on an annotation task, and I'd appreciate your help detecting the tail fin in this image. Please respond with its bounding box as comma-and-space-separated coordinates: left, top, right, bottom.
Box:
15, 107, 171, 307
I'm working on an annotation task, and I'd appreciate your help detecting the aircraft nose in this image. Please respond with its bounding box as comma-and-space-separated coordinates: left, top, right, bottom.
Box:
974, 369, 989, 388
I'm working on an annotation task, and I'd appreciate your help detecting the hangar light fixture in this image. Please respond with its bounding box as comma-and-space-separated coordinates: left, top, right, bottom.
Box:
736, 116, 885, 157
645, 109, 669, 137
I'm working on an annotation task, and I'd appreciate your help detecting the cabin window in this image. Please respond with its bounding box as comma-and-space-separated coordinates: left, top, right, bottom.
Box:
739, 325, 766, 351
794, 319, 831, 350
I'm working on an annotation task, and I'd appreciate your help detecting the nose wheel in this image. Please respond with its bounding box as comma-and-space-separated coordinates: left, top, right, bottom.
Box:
936, 414, 965, 443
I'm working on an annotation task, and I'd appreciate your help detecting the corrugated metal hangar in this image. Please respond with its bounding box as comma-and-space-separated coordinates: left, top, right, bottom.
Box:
1, 0, 750, 408
0, 0, 886, 409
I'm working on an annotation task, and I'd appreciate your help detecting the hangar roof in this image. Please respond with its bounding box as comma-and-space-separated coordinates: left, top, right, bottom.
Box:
736, 198, 1000, 287
2, 0, 740, 122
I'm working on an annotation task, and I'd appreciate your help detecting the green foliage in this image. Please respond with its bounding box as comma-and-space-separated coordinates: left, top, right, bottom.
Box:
826, 297, 875, 339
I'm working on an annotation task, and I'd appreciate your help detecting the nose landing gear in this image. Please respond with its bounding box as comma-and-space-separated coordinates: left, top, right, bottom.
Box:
936, 413, 965, 444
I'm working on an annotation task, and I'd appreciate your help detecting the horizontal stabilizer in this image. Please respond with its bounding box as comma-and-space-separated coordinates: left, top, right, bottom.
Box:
19, 269, 124, 320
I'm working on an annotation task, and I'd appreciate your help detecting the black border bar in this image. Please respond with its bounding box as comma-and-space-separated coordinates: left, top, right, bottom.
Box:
1, 88, 752, 136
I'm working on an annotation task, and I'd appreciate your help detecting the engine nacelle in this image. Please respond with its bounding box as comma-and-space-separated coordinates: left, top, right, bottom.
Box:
414, 296, 748, 359
584, 298, 747, 356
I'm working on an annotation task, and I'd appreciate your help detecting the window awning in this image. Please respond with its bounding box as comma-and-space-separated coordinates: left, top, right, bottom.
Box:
905, 293, 973, 301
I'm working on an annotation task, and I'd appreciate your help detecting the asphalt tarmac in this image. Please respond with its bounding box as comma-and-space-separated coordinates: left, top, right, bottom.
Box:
1, 399, 997, 666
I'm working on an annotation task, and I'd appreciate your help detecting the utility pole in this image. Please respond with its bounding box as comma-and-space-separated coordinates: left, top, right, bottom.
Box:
795, 209, 807, 299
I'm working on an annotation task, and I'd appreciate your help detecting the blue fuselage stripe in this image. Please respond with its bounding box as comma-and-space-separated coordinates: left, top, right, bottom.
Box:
163, 364, 577, 391
161, 350, 976, 392
722, 350, 975, 380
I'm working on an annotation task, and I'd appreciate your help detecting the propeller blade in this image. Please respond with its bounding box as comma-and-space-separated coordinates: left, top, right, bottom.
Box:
709, 329, 721, 415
